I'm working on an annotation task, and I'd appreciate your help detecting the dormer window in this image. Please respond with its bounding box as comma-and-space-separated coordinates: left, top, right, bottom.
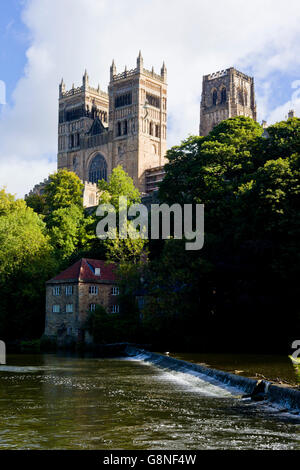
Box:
95, 268, 101, 276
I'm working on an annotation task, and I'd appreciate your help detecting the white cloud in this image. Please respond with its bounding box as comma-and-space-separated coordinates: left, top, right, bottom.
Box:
266, 80, 300, 124
1, 0, 300, 197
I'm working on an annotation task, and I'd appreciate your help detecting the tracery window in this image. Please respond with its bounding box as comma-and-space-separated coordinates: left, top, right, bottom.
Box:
212, 89, 218, 106
220, 87, 227, 104
88, 154, 107, 184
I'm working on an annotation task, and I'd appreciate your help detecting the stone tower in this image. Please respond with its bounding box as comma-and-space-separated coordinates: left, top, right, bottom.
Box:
57, 52, 167, 197
109, 51, 167, 191
57, 71, 109, 181
199, 67, 257, 136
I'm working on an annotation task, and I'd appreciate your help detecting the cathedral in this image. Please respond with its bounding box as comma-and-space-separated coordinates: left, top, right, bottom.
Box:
57, 52, 167, 206
28, 60, 262, 207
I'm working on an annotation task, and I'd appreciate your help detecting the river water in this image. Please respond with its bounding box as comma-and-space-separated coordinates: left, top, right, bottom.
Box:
0, 354, 299, 450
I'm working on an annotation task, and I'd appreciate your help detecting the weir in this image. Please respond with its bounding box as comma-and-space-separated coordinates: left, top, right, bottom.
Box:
123, 345, 300, 414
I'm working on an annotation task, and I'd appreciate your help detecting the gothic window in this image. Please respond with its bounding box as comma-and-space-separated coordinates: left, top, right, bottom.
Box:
89, 194, 95, 206
117, 121, 122, 137
220, 87, 227, 104
115, 93, 132, 108
155, 124, 160, 138
238, 89, 244, 106
149, 122, 153, 136
244, 91, 248, 107
123, 120, 128, 135
146, 93, 160, 108
212, 89, 218, 106
88, 154, 107, 184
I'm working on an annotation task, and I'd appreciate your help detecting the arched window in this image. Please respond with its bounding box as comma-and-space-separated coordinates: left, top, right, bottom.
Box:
89, 194, 95, 206
149, 122, 153, 136
117, 122, 121, 137
238, 89, 244, 106
88, 154, 107, 184
220, 87, 227, 104
212, 89, 218, 106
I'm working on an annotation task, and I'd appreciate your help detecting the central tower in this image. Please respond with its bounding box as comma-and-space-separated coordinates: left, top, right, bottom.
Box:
109, 51, 167, 191
199, 67, 257, 136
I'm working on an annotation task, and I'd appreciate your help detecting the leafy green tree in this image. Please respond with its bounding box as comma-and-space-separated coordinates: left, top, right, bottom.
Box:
98, 165, 141, 208
86, 304, 139, 344
25, 193, 47, 215
48, 205, 94, 259
96, 166, 147, 263
44, 169, 84, 212
0, 189, 57, 339
153, 116, 300, 352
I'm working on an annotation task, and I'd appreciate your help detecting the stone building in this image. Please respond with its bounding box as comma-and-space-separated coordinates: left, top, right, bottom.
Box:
199, 67, 257, 136
57, 52, 167, 199
44, 258, 118, 345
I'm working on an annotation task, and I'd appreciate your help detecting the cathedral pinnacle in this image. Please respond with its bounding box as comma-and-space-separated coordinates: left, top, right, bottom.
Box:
59, 77, 66, 95
110, 59, 117, 80
137, 50, 144, 70
83, 69, 89, 87
161, 61, 167, 81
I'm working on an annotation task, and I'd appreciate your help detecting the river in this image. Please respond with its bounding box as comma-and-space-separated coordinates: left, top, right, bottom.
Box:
0, 354, 299, 450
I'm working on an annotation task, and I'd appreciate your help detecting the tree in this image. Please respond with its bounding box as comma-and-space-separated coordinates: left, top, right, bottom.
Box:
96, 166, 147, 263
47, 205, 94, 259
154, 116, 300, 352
44, 169, 84, 212
0, 189, 57, 339
25, 193, 47, 215
98, 165, 141, 208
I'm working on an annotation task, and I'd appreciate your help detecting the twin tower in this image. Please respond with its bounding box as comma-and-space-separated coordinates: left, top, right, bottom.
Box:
57, 55, 256, 202
57, 52, 167, 202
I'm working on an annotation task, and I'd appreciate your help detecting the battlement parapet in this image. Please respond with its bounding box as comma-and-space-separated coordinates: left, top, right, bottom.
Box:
111, 67, 165, 83
60, 85, 108, 100
207, 70, 228, 80
83, 181, 99, 189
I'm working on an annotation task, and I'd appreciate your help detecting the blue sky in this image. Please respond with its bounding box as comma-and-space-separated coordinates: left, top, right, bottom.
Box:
0, 0, 300, 197
0, 1, 29, 106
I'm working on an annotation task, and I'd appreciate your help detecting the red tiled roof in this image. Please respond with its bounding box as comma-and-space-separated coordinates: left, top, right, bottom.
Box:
47, 258, 117, 283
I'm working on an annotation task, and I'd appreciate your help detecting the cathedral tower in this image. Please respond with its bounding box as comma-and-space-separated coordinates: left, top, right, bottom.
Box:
199, 67, 256, 136
57, 53, 167, 196
108, 51, 167, 191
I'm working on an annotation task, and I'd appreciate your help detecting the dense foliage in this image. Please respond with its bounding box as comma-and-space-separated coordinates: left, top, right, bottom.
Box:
1, 117, 299, 353
145, 116, 300, 352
